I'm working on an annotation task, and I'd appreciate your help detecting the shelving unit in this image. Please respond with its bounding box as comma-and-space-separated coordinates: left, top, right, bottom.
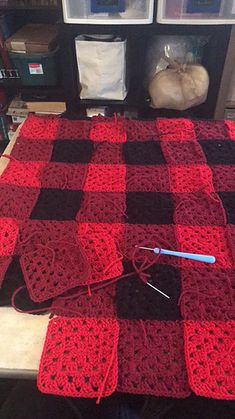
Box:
0, 1, 64, 103
60, 17, 232, 119
0, 0, 233, 121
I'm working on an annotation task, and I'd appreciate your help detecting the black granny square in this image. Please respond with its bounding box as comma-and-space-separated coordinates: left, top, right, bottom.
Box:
116, 264, 181, 320
123, 141, 166, 165
30, 188, 83, 220
51, 140, 93, 163
199, 140, 235, 165
126, 192, 174, 224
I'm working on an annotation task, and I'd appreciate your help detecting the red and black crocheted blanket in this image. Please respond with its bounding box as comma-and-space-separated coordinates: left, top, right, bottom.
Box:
0, 115, 234, 401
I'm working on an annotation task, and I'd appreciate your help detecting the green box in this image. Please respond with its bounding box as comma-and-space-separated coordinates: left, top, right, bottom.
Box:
9, 48, 59, 86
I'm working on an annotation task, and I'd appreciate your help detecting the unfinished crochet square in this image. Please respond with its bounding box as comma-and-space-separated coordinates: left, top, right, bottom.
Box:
184, 321, 235, 399
126, 165, 170, 193
126, 192, 174, 225
180, 267, 235, 321
118, 320, 190, 397
0, 185, 39, 219
176, 226, 233, 269
161, 141, 206, 165
123, 141, 165, 165
156, 119, 196, 142
20, 237, 90, 302
218, 193, 235, 224
0, 218, 19, 257
51, 140, 93, 163
116, 264, 181, 320
199, 140, 235, 165
84, 164, 126, 192
194, 121, 229, 140
11, 139, 53, 162
168, 165, 214, 193
38, 317, 119, 399
0, 161, 45, 188
30, 189, 83, 221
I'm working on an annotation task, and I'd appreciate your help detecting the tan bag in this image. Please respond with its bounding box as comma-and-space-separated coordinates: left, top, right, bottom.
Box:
149, 57, 209, 111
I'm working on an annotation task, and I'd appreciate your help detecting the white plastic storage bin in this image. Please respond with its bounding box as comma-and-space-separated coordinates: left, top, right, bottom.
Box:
157, 0, 235, 24
62, 0, 154, 24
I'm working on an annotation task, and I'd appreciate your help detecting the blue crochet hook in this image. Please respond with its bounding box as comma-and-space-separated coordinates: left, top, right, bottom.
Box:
137, 246, 216, 264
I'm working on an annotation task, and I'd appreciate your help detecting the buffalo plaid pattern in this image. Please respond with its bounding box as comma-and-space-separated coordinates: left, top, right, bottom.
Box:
0, 115, 234, 401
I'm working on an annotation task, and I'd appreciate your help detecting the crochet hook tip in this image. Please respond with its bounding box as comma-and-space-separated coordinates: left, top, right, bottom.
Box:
135, 246, 155, 251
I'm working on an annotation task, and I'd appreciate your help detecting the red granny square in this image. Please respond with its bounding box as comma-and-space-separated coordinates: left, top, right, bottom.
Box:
90, 121, 126, 143
124, 224, 179, 267
77, 223, 123, 284
11, 138, 53, 162
194, 121, 229, 140
118, 320, 190, 398
0, 218, 19, 257
57, 120, 90, 140
126, 165, 170, 193
169, 165, 214, 193
20, 114, 60, 141
184, 321, 235, 399
211, 165, 235, 192
156, 119, 196, 142
161, 141, 206, 165
225, 120, 235, 141
173, 192, 226, 226
20, 238, 90, 302
52, 283, 116, 318
0, 161, 45, 188
125, 120, 157, 141
176, 225, 233, 269
84, 164, 126, 192
91, 142, 123, 165
38, 317, 119, 400
41, 163, 87, 190
180, 267, 235, 321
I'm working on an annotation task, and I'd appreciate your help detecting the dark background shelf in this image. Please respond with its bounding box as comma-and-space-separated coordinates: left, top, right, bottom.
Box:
0, 0, 233, 119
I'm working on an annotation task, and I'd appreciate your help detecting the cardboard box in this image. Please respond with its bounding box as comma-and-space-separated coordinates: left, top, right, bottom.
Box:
6, 24, 58, 54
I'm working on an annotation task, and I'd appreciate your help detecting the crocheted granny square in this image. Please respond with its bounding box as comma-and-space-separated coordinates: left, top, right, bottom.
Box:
38, 317, 119, 400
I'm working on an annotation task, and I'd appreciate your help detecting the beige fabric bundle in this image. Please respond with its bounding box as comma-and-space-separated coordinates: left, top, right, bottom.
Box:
149, 57, 209, 111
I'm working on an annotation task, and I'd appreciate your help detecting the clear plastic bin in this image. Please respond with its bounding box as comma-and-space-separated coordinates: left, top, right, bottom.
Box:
62, 0, 154, 24
157, 0, 235, 24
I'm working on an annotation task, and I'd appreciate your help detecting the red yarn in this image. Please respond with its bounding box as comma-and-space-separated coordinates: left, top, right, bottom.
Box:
0, 115, 234, 402
90, 119, 126, 143
37, 317, 119, 401
156, 118, 196, 142
225, 120, 235, 140
184, 321, 235, 399
117, 320, 191, 398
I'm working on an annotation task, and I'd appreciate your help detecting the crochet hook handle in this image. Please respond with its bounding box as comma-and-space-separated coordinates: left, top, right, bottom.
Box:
156, 249, 215, 264
138, 247, 216, 264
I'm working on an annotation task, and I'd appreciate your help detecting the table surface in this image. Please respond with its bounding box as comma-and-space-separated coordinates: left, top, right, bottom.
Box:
0, 128, 50, 378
